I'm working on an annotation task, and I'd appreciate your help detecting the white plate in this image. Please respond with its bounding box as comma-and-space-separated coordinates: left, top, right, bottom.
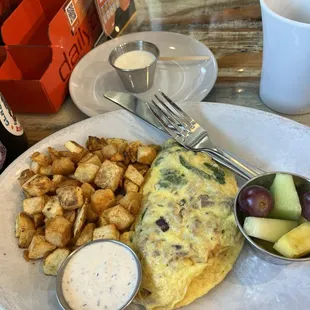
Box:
1, 103, 310, 310
69, 31, 218, 117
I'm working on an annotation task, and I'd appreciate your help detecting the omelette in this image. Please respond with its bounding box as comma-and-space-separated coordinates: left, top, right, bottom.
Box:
131, 140, 243, 309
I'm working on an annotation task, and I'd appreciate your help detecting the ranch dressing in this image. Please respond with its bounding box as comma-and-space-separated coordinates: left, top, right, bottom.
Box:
114, 50, 156, 70
62, 241, 139, 310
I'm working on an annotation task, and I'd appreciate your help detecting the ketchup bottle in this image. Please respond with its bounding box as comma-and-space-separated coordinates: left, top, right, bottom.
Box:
0, 93, 28, 173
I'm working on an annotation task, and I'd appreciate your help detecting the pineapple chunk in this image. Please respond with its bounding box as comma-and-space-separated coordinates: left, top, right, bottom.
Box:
273, 222, 310, 258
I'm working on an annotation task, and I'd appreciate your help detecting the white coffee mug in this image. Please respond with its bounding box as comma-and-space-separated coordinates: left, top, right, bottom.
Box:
259, 0, 310, 115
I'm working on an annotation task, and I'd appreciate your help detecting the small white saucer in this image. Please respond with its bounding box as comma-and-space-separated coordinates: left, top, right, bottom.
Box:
69, 31, 218, 116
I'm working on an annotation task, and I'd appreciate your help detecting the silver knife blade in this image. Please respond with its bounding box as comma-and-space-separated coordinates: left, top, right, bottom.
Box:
103, 91, 166, 132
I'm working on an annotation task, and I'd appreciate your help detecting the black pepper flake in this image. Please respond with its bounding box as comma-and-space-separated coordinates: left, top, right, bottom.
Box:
97, 300, 100, 306
96, 273, 99, 277
3, 253, 6, 256
172, 245, 182, 250
179, 199, 186, 206
155, 217, 169, 232
83, 304, 87, 307
127, 282, 131, 286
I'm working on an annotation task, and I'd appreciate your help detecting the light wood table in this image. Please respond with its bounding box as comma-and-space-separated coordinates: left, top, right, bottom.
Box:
17, 0, 310, 146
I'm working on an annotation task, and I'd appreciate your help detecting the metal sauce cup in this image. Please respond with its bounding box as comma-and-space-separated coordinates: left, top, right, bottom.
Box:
109, 40, 160, 93
56, 239, 142, 310
234, 171, 310, 265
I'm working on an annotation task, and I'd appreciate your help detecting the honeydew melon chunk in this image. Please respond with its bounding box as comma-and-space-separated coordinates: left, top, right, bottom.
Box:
244, 217, 298, 243
273, 222, 310, 258
268, 173, 302, 221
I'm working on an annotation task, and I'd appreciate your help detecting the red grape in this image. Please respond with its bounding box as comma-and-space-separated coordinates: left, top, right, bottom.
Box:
238, 185, 274, 217
301, 191, 310, 220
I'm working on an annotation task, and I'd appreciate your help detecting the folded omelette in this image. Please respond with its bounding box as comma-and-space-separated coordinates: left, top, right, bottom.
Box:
131, 140, 244, 309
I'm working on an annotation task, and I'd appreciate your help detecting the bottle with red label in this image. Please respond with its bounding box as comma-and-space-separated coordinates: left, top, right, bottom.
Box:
0, 93, 28, 173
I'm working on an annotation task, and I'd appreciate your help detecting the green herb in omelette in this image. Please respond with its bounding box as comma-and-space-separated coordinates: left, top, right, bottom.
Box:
204, 162, 226, 184
158, 169, 187, 188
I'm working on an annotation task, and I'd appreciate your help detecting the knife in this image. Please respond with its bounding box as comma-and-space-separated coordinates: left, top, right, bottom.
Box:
103, 91, 166, 132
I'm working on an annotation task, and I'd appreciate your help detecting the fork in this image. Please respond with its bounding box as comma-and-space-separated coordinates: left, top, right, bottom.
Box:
147, 91, 264, 180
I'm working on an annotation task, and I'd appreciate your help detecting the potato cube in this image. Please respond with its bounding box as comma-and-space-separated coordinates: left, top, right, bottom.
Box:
93, 224, 119, 241
120, 231, 134, 247
57, 186, 84, 210
73, 200, 88, 239
36, 226, 45, 236
43, 196, 63, 219
31, 152, 51, 166
81, 183, 95, 200
91, 189, 116, 214
23, 196, 46, 215
124, 179, 139, 193
124, 165, 144, 186
63, 210, 76, 223
94, 160, 124, 191
137, 146, 157, 165
86, 136, 107, 152
52, 157, 75, 175
119, 192, 143, 215
93, 150, 105, 163
32, 213, 45, 228
65, 141, 85, 154
101, 144, 117, 159
28, 235, 56, 259
125, 141, 143, 163
57, 178, 82, 188
105, 205, 135, 231
87, 205, 98, 223
79, 153, 101, 167
76, 223, 96, 246
74, 163, 99, 183
18, 169, 35, 186
31, 161, 41, 174
45, 216, 72, 247
15, 212, 36, 248
39, 165, 53, 176
110, 153, 125, 162
106, 138, 128, 154
48, 147, 61, 161
97, 211, 109, 227
43, 248, 70, 276
59, 151, 85, 163
22, 175, 52, 196
116, 194, 124, 203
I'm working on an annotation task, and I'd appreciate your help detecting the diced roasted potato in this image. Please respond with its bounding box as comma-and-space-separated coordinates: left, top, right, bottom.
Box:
101, 144, 117, 159
31, 152, 51, 166
94, 160, 124, 191
74, 163, 99, 183
110, 153, 125, 162
28, 235, 56, 259
81, 183, 95, 200
76, 223, 96, 246
45, 216, 72, 247
63, 210, 76, 223
132, 163, 149, 171
43, 248, 70, 276
120, 231, 134, 247
137, 146, 157, 165
43, 196, 63, 219
56, 186, 84, 210
97, 211, 109, 227
93, 150, 105, 163
105, 205, 135, 230
36, 226, 45, 236
39, 165, 53, 176
79, 153, 101, 167
86, 205, 98, 223
119, 192, 143, 215
23, 196, 46, 215
86, 136, 107, 152
18, 169, 35, 186
124, 165, 144, 186
59, 151, 85, 164
32, 213, 45, 228
31, 161, 41, 174
115, 162, 126, 170
123, 179, 139, 193
47, 147, 61, 161
22, 175, 52, 196
125, 141, 143, 163
52, 157, 75, 175
64, 141, 85, 154
73, 200, 88, 239
106, 138, 128, 154
15, 212, 36, 248
57, 178, 82, 189
93, 224, 119, 241
91, 189, 116, 214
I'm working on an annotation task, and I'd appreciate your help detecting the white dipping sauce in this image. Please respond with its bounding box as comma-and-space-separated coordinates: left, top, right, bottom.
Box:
62, 241, 139, 310
114, 50, 156, 70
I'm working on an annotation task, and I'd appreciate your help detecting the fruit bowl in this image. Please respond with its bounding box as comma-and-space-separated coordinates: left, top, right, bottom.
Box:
234, 172, 310, 265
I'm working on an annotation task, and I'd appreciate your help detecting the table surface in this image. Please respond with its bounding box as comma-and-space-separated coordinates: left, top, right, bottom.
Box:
17, 0, 310, 146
